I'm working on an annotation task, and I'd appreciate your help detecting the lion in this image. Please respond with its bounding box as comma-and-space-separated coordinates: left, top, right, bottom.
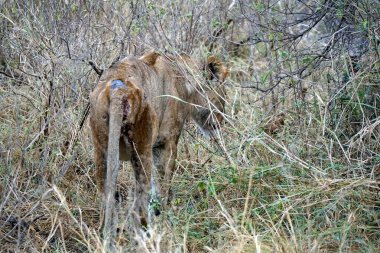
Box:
89, 51, 228, 234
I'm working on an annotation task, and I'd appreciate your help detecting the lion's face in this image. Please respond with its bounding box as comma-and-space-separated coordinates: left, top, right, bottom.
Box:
192, 56, 228, 138
192, 86, 226, 138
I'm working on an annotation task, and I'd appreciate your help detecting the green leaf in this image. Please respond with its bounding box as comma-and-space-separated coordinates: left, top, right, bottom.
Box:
197, 181, 207, 192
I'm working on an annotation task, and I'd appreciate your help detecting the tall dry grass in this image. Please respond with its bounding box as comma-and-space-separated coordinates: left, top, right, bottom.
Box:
1, 1, 379, 252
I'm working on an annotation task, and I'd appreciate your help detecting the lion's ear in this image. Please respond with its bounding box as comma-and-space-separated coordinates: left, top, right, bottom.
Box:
140, 51, 160, 66
205, 56, 229, 82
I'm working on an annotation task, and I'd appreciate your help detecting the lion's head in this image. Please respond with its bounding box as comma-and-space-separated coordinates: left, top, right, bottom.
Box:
191, 55, 229, 138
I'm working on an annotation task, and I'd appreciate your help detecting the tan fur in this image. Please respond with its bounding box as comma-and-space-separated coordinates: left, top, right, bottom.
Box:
89, 51, 228, 228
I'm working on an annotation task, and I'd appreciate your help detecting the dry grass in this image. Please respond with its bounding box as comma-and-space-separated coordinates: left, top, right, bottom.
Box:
1, 70, 380, 253
3, 78, 378, 252
1, 1, 379, 252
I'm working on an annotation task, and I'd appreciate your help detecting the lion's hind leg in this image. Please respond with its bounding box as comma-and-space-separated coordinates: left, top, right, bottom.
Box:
94, 147, 107, 193
153, 139, 179, 206
130, 104, 159, 229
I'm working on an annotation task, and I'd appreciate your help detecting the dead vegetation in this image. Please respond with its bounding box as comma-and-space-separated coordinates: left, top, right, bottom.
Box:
1, 0, 379, 252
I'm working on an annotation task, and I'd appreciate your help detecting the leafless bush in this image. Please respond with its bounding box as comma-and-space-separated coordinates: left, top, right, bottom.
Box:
0, 0, 379, 252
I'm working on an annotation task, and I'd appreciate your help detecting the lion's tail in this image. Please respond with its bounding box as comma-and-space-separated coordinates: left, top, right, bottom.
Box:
103, 79, 126, 244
